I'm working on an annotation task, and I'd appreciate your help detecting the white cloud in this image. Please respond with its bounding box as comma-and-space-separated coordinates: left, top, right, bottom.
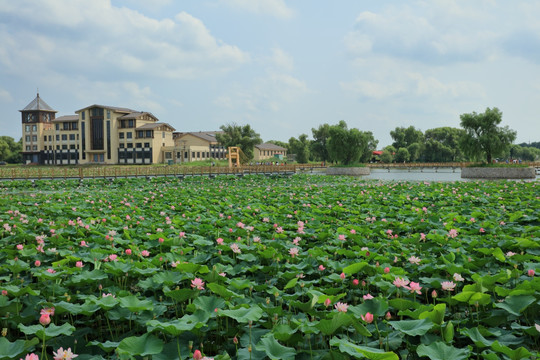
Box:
270, 48, 294, 71
220, 0, 293, 19
345, 3, 499, 64
0, 0, 249, 81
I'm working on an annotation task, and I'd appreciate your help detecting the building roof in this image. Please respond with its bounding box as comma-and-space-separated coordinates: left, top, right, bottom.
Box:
20, 93, 57, 112
119, 111, 157, 120
175, 131, 222, 143
53, 115, 79, 122
75, 104, 136, 113
255, 142, 287, 151
137, 122, 176, 131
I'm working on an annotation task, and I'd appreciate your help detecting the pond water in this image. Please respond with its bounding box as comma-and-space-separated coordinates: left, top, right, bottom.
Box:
309, 168, 538, 182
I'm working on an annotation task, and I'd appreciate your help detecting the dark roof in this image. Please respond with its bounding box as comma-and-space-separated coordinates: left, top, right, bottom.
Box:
255, 142, 287, 151
137, 122, 176, 131
20, 93, 56, 112
53, 115, 79, 122
175, 131, 222, 143
119, 111, 157, 120
75, 104, 136, 113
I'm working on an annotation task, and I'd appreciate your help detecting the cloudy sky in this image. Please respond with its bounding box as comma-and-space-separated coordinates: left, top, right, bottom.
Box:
1, 0, 539, 147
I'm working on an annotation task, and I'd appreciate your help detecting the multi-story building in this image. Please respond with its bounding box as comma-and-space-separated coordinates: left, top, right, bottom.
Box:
254, 142, 288, 162
20, 93, 176, 165
172, 131, 227, 163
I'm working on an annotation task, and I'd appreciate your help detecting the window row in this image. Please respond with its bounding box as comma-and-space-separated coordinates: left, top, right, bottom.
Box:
119, 142, 151, 149
24, 125, 38, 132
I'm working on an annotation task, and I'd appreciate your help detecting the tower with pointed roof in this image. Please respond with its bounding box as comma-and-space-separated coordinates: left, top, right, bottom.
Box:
20, 93, 57, 164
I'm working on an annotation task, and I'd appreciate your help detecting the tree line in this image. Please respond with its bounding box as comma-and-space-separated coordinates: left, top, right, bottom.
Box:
218, 107, 539, 165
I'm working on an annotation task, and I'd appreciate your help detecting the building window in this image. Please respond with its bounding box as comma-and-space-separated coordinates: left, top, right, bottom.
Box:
48, 136, 52, 141
26, 145, 31, 151
32, 125, 37, 131
32, 145, 38, 150
32, 135, 37, 142
70, 144, 76, 150
119, 132, 124, 139
61, 134, 67, 141
69, 134, 75, 141
127, 143, 133, 148
72, 122, 78, 130
146, 130, 153, 138
82, 112, 85, 120
81, 121, 86, 160
106, 121, 111, 160
25, 135, 30, 142
128, 119, 134, 128
136, 143, 142, 148
63, 122, 69, 130
44, 136, 47, 142
136, 131, 144, 138
62, 145, 67, 150
165, 152, 172, 159
162, 131, 165, 138
119, 143, 124, 148
106, 110, 110, 119
144, 142, 150, 148
127, 132, 132, 139
56, 145, 60, 150
25, 125, 30, 132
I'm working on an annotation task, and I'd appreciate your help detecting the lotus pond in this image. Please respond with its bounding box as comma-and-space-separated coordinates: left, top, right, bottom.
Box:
0, 175, 539, 360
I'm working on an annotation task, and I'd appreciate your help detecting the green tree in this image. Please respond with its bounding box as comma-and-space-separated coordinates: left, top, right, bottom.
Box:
390, 126, 424, 150
423, 127, 465, 162
380, 150, 393, 163
459, 107, 517, 163
359, 131, 379, 163
395, 147, 410, 163
215, 124, 262, 161
0, 136, 22, 163
327, 121, 374, 165
288, 134, 311, 163
311, 123, 332, 163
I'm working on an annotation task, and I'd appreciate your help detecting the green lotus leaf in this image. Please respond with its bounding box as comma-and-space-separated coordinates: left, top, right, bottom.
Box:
494, 295, 536, 316
330, 337, 399, 359
416, 342, 471, 360
117, 332, 164, 356
207, 283, 244, 299
491, 341, 532, 360
0, 337, 39, 360
460, 327, 493, 348
255, 334, 296, 360
418, 303, 446, 325
118, 295, 154, 312
388, 318, 433, 337
349, 298, 389, 317
18, 322, 75, 340
219, 305, 263, 323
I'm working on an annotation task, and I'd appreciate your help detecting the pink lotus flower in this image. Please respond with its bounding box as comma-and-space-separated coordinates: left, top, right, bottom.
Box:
448, 229, 458, 238
230, 243, 241, 254
41, 307, 55, 316
324, 298, 332, 307
363, 293, 373, 300
80, 241, 89, 247
53, 347, 78, 360
352, 279, 359, 286
39, 313, 51, 326
1, 290, 7, 296
441, 281, 456, 291
47, 268, 56, 274
340, 272, 346, 280
361, 312, 374, 323
140, 250, 149, 257
125, 249, 132, 255
393, 277, 409, 288
216, 238, 224, 245
22, 354, 39, 360
334, 302, 349, 312
109, 254, 118, 261
289, 247, 299, 257
318, 265, 325, 271
453, 273, 464, 282
479, 228, 485, 233
420, 233, 426, 240
34, 260, 41, 267
158, 237, 164, 243
384, 267, 390, 274
338, 234, 346, 241
16, 244, 23, 250
408, 282, 422, 294
76, 261, 83, 268
528, 269, 535, 277
193, 350, 203, 360
191, 278, 205, 290
408, 256, 421, 265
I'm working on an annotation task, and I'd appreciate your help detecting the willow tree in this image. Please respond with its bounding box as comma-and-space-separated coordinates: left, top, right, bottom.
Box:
459, 108, 516, 163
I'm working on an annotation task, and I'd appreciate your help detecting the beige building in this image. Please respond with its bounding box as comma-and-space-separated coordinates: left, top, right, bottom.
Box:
173, 131, 227, 163
20, 93, 175, 165
254, 142, 288, 162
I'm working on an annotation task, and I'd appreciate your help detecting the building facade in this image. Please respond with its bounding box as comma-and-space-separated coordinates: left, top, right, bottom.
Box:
172, 131, 227, 163
20, 94, 175, 165
253, 142, 288, 162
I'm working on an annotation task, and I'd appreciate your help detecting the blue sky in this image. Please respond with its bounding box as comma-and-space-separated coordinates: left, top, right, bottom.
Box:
1, 0, 539, 147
